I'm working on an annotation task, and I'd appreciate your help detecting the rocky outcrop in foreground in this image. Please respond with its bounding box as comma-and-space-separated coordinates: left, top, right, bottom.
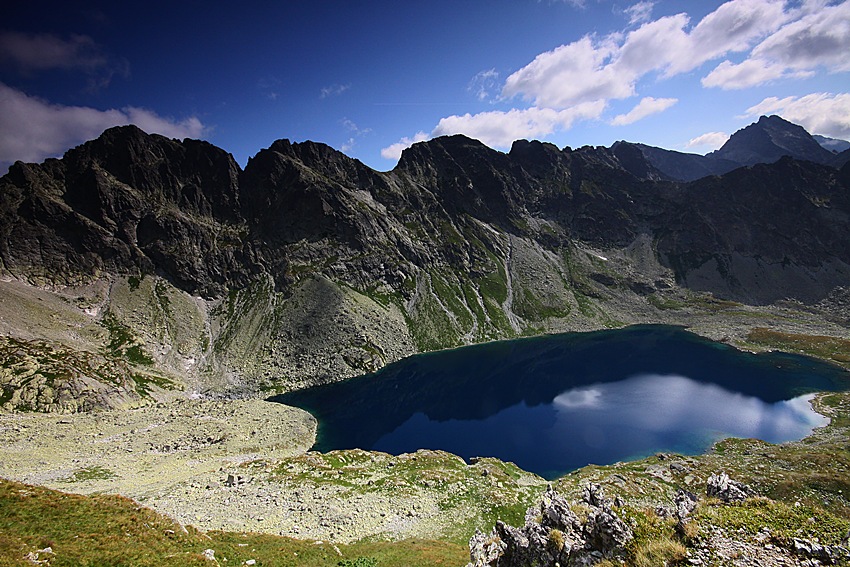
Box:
469, 476, 850, 567
468, 485, 633, 567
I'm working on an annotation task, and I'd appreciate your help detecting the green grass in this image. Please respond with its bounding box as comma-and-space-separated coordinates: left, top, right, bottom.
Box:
0, 479, 466, 567
647, 293, 686, 311
746, 328, 850, 369
133, 372, 179, 396
102, 313, 154, 366
694, 497, 850, 547
63, 466, 117, 483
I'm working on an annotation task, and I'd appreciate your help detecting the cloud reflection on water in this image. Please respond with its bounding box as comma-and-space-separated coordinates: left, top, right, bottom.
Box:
373, 373, 827, 478
552, 374, 827, 443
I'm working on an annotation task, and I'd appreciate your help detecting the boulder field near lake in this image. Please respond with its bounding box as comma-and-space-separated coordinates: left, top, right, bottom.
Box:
1, 116, 850, 566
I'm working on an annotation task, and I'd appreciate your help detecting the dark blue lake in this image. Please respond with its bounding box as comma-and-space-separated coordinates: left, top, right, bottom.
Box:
271, 325, 850, 479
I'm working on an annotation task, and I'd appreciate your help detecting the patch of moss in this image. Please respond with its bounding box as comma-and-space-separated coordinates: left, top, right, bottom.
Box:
64, 466, 117, 483
647, 293, 686, 311
746, 328, 850, 369
127, 275, 142, 291
102, 313, 154, 366
133, 372, 178, 397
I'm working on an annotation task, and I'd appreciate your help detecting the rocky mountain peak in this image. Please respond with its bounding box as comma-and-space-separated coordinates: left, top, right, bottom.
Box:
610, 141, 669, 181
711, 114, 835, 166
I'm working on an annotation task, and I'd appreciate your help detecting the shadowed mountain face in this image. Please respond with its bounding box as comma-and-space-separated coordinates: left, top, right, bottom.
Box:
710, 115, 837, 167
611, 115, 848, 182
1, 118, 849, 406
2, 120, 849, 306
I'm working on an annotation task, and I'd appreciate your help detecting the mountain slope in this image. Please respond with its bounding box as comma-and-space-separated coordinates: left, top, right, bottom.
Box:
710, 115, 836, 167
613, 115, 844, 182
1, 123, 849, 410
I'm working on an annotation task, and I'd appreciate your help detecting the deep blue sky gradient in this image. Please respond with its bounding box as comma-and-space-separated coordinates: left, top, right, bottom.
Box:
2, 1, 848, 171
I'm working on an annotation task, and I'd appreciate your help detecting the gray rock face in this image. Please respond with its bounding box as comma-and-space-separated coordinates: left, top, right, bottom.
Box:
706, 472, 754, 502
467, 485, 633, 567
792, 537, 850, 564
2, 120, 848, 307
711, 115, 836, 167
1, 119, 850, 408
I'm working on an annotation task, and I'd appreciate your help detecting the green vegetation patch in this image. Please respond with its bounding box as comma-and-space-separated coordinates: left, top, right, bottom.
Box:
695, 497, 850, 547
647, 293, 686, 311
0, 479, 466, 567
133, 372, 179, 396
747, 328, 850, 369
102, 312, 154, 366
63, 466, 117, 483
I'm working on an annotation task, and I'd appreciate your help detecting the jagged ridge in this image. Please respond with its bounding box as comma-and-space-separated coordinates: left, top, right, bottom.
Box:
1, 118, 849, 409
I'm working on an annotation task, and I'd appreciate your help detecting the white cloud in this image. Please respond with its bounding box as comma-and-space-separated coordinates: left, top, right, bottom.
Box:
751, 1, 850, 72
686, 131, 730, 151
468, 68, 501, 102
431, 102, 606, 149
502, 0, 791, 111
380, 131, 429, 161
701, 58, 794, 89
743, 92, 850, 139
339, 118, 371, 153
677, 0, 789, 73
702, 1, 850, 89
320, 83, 351, 99
624, 1, 655, 25
342, 118, 371, 136
613, 13, 692, 78
610, 96, 677, 126
503, 35, 630, 109
0, 83, 206, 167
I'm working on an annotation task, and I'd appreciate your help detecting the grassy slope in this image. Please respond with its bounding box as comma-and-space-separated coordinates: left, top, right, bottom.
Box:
0, 479, 466, 566
3, 392, 849, 566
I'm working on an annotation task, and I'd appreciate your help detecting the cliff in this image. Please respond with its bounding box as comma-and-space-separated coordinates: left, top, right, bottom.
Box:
1, 120, 849, 410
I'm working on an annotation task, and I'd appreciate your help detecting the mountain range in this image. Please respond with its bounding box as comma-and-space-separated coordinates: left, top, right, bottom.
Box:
613, 115, 850, 182
1, 115, 849, 412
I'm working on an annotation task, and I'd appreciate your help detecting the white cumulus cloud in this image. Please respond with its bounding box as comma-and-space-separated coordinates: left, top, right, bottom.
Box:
750, 1, 850, 72
701, 58, 796, 89
0, 83, 206, 168
610, 96, 677, 126
380, 131, 429, 161
503, 0, 789, 110
743, 92, 850, 139
503, 35, 629, 109
703, 1, 850, 89
431, 102, 606, 148
686, 131, 730, 151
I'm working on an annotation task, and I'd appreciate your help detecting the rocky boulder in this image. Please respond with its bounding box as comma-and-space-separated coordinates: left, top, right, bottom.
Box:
706, 472, 754, 502
467, 485, 633, 567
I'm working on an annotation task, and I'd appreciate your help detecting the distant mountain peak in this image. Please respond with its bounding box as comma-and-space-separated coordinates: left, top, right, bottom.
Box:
710, 114, 834, 167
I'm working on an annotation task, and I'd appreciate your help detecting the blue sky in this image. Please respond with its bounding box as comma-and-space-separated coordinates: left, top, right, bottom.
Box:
1, 0, 848, 172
